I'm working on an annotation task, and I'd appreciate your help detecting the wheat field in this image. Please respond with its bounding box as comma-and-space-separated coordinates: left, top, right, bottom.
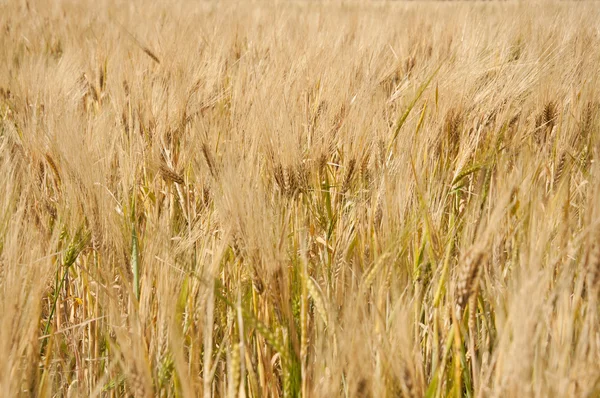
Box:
1, 0, 599, 396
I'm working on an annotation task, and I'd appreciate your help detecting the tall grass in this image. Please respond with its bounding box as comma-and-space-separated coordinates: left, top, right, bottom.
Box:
1, 0, 600, 396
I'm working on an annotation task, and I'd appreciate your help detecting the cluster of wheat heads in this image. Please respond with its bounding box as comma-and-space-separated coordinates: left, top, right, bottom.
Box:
1, 0, 600, 396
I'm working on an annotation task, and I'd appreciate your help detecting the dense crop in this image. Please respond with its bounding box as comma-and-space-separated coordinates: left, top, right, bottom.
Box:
1, 1, 599, 396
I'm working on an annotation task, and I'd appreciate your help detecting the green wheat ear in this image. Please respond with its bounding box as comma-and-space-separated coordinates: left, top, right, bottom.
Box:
387, 64, 441, 157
